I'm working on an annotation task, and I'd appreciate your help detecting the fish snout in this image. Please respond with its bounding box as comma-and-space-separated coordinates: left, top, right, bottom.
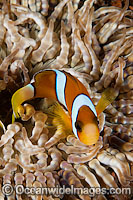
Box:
79, 123, 99, 145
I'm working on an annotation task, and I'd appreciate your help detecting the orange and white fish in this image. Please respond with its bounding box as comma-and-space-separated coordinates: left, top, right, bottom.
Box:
11, 69, 117, 145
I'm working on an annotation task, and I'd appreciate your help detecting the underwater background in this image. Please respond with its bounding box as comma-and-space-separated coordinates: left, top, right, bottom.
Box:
0, 0, 132, 199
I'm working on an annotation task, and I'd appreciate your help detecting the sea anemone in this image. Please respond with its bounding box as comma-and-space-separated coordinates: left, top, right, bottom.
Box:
0, 0, 132, 200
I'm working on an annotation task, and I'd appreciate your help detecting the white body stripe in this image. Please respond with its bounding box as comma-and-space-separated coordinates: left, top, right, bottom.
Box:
71, 94, 97, 138
31, 69, 67, 109
53, 69, 67, 109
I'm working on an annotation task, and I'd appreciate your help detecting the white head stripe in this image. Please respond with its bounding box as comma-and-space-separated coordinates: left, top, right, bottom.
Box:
71, 94, 97, 138
53, 69, 67, 109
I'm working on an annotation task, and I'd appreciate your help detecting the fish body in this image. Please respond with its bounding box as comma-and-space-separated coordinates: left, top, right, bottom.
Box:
11, 69, 117, 145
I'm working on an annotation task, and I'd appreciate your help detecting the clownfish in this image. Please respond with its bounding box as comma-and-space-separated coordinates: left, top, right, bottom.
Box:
11, 69, 117, 145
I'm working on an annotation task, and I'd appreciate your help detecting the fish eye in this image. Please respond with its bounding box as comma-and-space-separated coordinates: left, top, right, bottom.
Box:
75, 120, 82, 132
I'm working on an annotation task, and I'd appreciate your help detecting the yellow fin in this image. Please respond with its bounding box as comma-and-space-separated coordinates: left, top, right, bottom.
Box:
11, 84, 34, 123
44, 101, 71, 130
0, 120, 6, 132
96, 88, 119, 116
12, 105, 24, 123
12, 113, 15, 124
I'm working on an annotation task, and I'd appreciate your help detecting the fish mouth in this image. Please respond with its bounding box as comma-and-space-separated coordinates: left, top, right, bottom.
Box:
78, 123, 99, 145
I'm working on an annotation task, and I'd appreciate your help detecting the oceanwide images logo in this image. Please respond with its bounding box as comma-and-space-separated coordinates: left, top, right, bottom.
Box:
1, 184, 132, 196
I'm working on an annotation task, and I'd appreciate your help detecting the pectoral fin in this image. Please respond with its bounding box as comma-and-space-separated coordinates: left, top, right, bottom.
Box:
96, 88, 119, 116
